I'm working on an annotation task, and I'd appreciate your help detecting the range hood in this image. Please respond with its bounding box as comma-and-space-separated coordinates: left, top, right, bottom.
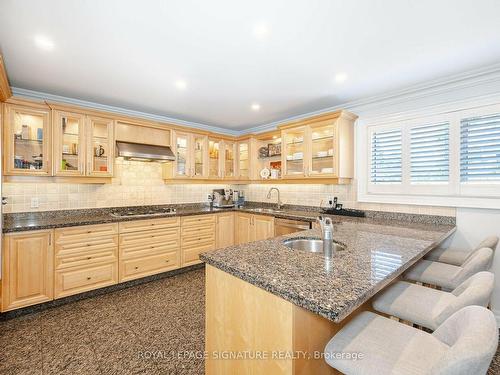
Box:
116, 141, 175, 162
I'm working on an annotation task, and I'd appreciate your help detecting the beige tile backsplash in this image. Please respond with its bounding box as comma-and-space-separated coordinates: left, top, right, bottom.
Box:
2, 159, 456, 217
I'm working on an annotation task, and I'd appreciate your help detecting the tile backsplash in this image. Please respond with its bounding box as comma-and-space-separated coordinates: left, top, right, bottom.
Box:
2, 159, 456, 217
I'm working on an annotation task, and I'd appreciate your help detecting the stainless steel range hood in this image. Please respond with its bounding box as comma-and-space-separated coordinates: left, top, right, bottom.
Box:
116, 141, 175, 162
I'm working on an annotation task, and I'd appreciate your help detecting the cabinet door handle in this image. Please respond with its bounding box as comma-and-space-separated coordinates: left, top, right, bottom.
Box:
49, 233, 52, 246
87, 277, 92, 280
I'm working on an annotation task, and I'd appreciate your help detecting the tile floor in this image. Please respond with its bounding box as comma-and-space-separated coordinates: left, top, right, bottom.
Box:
0, 267, 499, 374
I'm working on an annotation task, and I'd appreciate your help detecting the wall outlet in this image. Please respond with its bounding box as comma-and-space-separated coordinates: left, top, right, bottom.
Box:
31, 197, 39, 208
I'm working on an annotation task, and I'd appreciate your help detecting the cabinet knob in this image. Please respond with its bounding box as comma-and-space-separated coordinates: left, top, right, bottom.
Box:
87, 257, 91, 260
165, 260, 170, 263
87, 277, 91, 280
135, 266, 139, 270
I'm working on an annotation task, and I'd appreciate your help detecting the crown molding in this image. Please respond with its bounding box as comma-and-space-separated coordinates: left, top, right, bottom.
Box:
11, 62, 500, 136
10, 87, 240, 136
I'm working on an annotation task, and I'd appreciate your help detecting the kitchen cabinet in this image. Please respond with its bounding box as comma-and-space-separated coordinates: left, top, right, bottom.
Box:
181, 215, 216, 266
235, 213, 275, 245
222, 140, 236, 178
208, 138, 221, 178
54, 223, 118, 298
170, 131, 208, 179
2, 230, 54, 311
86, 115, 114, 177
118, 217, 180, 282
237, 139, 251, 180
281, 111, 356, 180
216, 212, 235, 249
3, 102, 52, 175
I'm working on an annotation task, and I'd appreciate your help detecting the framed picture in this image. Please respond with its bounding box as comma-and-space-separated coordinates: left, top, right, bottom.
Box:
268, 143, 281, 157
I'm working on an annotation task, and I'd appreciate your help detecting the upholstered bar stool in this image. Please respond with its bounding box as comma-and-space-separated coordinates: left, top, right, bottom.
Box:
404, 247, 494, 291
372, 271, 494, 330
426, 236, 498, 266
324, 306, 498, 375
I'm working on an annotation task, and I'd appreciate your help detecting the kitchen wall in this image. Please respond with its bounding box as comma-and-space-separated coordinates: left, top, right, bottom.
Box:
2, 158, 224, 212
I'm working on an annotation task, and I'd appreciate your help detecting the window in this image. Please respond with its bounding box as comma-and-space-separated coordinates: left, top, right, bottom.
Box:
360, 102, 500, 208
370, 129, 402, 184
460, 114, 500, 182
410, 123, 449, 183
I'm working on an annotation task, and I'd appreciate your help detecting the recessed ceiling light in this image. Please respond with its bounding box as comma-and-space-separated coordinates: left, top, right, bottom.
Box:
251, 103, 261, 111
335, 73, 348, 83
34, 35, 55, 51
175, 80, 187, 90
253, 23, 269, 38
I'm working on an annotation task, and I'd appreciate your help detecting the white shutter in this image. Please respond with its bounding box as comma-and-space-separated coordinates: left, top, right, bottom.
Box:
410, 123, 449, 183
460, 113, 500, 182
370, 129, 402, 184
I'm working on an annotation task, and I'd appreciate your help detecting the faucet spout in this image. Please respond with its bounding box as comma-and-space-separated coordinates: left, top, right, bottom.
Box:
267, 187, 282, 210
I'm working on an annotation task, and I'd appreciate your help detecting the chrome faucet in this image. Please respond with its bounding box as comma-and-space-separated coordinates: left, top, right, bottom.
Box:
267, 187, 283, 210
317, 216, 334, 259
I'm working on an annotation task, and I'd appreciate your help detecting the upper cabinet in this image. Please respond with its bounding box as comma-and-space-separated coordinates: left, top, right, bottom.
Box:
169, 130, 208, 179
208, 138, 221, 178
3, 102, 52, 175
53, 111, 114, 177
222, 140, 236, 178
282, 126, 307, 178
237, 139, 250, 180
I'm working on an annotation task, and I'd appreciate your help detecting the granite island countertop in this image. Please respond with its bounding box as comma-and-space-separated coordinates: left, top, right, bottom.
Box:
200, 217, 456, 323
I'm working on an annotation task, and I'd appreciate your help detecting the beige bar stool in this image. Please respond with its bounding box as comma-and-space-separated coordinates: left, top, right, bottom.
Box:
404, 247, 493, 291
426, 236, 498, 266
324, 306, 498, 375
372, 271, 494, 330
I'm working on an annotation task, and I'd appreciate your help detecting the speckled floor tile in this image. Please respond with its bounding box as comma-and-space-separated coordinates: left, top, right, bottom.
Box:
0, 268, 497, 375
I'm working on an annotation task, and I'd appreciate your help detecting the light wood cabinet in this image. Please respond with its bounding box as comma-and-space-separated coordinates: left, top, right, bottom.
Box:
2, 230, 54, 311
208, 138, 221, 178
168, 131, 208, 179
118, 218, 180, 282
53, 110, 87, 176
222, 141, 236, 178
3, 102, 52, 175
181, 214, 216, 266
216, 212, 235, 249
237, 140, 251, 180
54, 223, 118, 298
86, 115, 114, 177
235, 213, 275, 245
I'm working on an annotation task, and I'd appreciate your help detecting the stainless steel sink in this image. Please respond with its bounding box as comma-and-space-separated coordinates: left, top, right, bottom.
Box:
283, 237, 346, 253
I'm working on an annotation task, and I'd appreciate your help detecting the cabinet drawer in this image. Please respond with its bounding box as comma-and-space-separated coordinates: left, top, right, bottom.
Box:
119, 227, 179, 248
181, 225, 215, 237
55, 261, 117, 299
119, 251, 179, 282
55, 223, 118, 243
119, 217, 180, 233
55, 235, 119, 257
183, 243, 214, 266
181, 232, 215, 248
181, 215, 216, 227
55, 247, 118, 270
120, 241, 179, 260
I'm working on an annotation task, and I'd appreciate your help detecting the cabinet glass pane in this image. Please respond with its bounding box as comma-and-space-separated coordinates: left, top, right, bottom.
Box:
90, 121, 110, 173
60, 116, 81, 172
239, 143, 249, 178
310, 125, 335, 175
209, 140, 219, 177
12, 112, 45, 171
193, 136, 205, 177
176, 135, 188, 176
284, 130, 305, 175
225, 142, 235, 177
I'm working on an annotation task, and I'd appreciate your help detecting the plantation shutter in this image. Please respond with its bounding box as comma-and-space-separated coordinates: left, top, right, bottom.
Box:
370, 129, 402, 183
410, 123, 449, 182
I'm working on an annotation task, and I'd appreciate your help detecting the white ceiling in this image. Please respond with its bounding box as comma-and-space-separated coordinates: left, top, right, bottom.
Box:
1, 0, 500, 130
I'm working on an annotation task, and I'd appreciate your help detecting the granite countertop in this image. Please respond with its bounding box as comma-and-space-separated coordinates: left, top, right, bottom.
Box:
200, 218, 456, 323
2, 204, 318, 233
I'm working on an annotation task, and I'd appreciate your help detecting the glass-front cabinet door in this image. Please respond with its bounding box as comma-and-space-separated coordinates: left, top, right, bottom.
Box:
173, 132, 189, 178
4, 104, 51, 175
282, 127, 307, 178
192, 134, 207, 178
87, 116, 114, 177
208, 138, 220, 178
237, 141, 249, 179
309, 123, 336, 177
53, 111, 86, 176
223, 141, 236, 178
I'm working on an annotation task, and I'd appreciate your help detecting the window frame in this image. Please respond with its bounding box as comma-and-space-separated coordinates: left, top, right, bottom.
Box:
359, 102, 500, 209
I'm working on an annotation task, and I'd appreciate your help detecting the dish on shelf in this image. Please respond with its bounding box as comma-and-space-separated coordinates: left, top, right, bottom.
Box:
321, 167, 334, 173
260, 167, 271, 179
316, 151, 328, 157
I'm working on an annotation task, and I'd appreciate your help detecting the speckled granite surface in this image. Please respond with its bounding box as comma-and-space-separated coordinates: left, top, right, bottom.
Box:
201, 218, 456, 323
2, 202, 455, 233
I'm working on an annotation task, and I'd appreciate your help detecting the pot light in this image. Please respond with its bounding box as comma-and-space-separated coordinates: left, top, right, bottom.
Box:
335, 73, 348, 83
34, 35, 55, 51
253, 23, 269, 38
175, 80, 187, 90
251, 103, 261, 111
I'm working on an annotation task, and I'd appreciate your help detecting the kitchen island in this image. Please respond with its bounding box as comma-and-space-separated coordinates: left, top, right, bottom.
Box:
200, 217, 456, 374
